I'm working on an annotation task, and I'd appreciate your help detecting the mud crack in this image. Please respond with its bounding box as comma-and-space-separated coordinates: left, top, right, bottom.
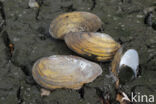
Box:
35, 0, 44, 20
144, 7, 156, 30
144, 11, 153, 26
91, 0, 96, 10
147, 54, 156, 63
1, 31, 13, 60
17, 86, 24, 104
1, 30, 35, 84
1, 31, 34, 84
0, 1, 6, 32
0, 1, 6, 21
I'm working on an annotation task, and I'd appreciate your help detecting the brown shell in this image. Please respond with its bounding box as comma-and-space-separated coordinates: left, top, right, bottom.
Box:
32, 55, 102, 90
49, 11, 102, 39
64, 32, 121, 62
111, 47, 123, 77
111, 47, 123, 88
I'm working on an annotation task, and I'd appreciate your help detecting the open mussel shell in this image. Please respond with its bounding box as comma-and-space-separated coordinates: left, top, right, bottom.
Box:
32, 55, 102, 90
49, 11, 102, 39
111, 49, 139, 84
119, 49, 139, 77
64, 32, 121, 62
111, 47, 123, 77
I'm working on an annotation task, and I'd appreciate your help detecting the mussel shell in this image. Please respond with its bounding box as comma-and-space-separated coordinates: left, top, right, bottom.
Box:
49, 11, 102, 39
111, 47, 123, 77
118, 65, 136, 84
119, 49, 139, 77
32, 55, 102, 90
111, 48, 139, 84
64, 32, 121, 61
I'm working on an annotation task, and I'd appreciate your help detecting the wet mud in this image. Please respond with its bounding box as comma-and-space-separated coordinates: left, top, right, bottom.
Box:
0, 0, 156, 104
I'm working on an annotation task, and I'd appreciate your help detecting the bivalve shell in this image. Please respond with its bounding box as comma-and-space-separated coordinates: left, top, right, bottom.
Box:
64, 32, 121, 61
119, 49, 139, 77
49, 11, 102, 39
32, 55, 102, 90
111, 49, 139, 84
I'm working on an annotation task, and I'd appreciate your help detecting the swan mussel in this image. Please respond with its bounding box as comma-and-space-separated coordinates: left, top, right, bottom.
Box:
32, 55, 102, 90
49, 11, 102, 39
111, 49, 139, 84
64, 32, 121, 62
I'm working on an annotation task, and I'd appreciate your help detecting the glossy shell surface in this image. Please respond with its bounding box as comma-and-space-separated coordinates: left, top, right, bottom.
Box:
64, 32, 121, 61
32, 55, 102, 90
111, 47, 123, 77
111, 49, 139, 77
49, 11, 102, 39
119, 49, 139, 77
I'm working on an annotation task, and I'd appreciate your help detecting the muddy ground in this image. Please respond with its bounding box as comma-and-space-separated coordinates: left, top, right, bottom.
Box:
0, 0, 156, 104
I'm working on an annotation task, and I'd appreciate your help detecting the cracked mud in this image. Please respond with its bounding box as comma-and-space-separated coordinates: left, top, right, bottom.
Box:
0, 0, 156, 104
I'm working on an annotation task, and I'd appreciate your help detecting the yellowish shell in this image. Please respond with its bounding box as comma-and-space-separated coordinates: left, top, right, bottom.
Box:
32, 55, 102, 90
111, 47, 123, 88
49, 11, 102, 39
64, 32, 121, 61
111, 47, 123, 77
111, 48, 139, 85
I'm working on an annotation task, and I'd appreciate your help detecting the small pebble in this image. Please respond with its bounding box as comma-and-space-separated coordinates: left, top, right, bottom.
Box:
113, 17, 118, 21
136, 15, 144, 18
136, 20, 140, 23
121, 24, 125, 27
28, 0, 39, 8
40, 88, 51, 97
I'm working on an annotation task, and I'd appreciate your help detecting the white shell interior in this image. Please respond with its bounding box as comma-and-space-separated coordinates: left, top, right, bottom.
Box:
119, 49, 139, 77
